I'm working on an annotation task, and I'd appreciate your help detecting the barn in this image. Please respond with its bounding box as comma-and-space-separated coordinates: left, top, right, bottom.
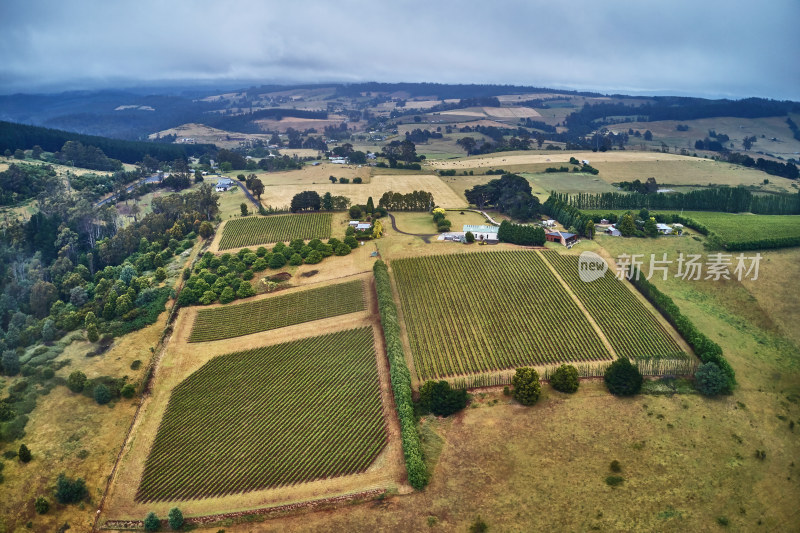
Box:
546, 231, 578, 246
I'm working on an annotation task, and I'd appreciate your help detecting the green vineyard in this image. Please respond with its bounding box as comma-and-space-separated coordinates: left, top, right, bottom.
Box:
136, 328, 386, 502
218, 213, 333, 250
541, 251, 686, 360
188, 280, 366, 342
391, 251, 613, 381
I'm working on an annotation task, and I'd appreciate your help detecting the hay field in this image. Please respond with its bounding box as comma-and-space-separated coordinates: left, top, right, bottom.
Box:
147, 123, 273, 149
255, 114, 351, 133
260, 174, 467, 209
428, 150, 703, 170
484, 106, 541, 118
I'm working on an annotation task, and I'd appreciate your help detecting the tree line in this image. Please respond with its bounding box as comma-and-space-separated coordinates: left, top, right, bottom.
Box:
497, 220, 546, 246
558, 188, 800, 215
0, 120, 212, 164
378, 190, 434, 211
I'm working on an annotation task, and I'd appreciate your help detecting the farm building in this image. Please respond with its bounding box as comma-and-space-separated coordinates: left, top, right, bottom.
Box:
348, 220, 360, 227
605, 226, 622, 237
463, 225, 499, 242
546, 231, 578, 246
542, 219, 556, 227
356, 223, 372, 231
599, 218, 610, 225
656, 223, 673, 235
215, 178, 234, 192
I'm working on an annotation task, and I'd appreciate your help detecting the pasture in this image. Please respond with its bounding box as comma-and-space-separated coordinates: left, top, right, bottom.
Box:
215, 213, 333, 250
391, 251, 613, 382
136, 327, 387, 502
188, 279, 366, 342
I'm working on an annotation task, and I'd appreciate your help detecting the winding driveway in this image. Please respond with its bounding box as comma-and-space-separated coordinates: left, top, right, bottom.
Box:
387, 213, 437, 243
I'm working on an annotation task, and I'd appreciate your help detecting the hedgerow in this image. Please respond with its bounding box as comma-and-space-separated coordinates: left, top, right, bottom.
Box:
373, 260, 428, 489
628, 266, 735, 393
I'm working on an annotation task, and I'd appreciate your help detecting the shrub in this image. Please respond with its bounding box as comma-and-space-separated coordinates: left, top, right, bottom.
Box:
55, 473, 87, 504
154, 267, 167, 282
86, 324, 100, 343
344, 235, 359, 249
120, 384, 136, 398
131, 359, 142, 370
335, 243, 351, 256
289, 253, 303, 266
94, 384, 111, 405
469, 516, 488, 533
512, 367, 541, 406
269, 253, 287, 269
502, 386, 510, 396
219, 287, 236, 304
605, 475, 624, 487
168, 507, 184, 530
465, 231, 475, 243
18, 444, 32, 462
35, 496, 49, 514
67, 371, 87, 393
144, 511, 160, 532
304, 250, 323, 264
418, 380, 468, 417
610, 460, 621, 472
694, 362, 731, 396
550, 364, 579, 393
604, 358, 643, 396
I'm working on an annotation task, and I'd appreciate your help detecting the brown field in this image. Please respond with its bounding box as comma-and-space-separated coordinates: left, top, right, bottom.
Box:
255, 114, 352, 133
258, 173, 467, 210
148, 123, 275, 149
100, 272, 406, 525
483, 106, 541, 118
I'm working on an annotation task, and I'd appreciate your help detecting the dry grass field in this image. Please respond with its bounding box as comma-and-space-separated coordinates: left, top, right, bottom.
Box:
147, 123, 274, 149
257, 173, 467, 210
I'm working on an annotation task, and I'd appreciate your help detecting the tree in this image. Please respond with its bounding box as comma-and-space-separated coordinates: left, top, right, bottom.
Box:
465, 231, 475, 243
240, 203, 249, 216
94, 384, 112, 405
418, 380, 468, 416
344, 235, 359, 249
644, 217, 658, 238
644, 130, 653, 141
585, 220, 595, 239
144, 511, 161, 532
67, 370, 87, 393
29, 281, 58, 319
329, 176, 337, 183
168, 507, 184, 530
550, 364, 579, 393
34, 497, 49, 514
219, 286, 235, 304
366, 196, 375, 213
121, 383, 136, 398
55, 473, 87, 504
198, 221, 214, 239
249, 177, 264, 200
237, 281, 256, 298
457, 137, 478, 155
194, 170, 204, 183
512, 367, 541, 405
18, 444, 32, 462
269, 253, 287, 269
618, 213, 636, 237
604, 358, 643, 396
694, 362, 731, 396
290, 191, 321, 212
2, 350, 20, 376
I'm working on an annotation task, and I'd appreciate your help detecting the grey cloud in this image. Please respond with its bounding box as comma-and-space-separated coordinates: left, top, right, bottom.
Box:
0, 0, 797, 99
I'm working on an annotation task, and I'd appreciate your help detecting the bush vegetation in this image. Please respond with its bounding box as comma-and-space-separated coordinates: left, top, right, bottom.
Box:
512, 367, 541, 405
417, 380, 468, 417
550, 364, 579, 393
373, 260, 428, 489
604, 358, 643, 396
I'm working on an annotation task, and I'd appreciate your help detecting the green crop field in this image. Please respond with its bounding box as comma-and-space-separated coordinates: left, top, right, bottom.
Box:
136, 327, 386, 502
188, 279, 366, 342
391, 251, 613, 381
541, 251, 686, 360
218, 213, 332, 250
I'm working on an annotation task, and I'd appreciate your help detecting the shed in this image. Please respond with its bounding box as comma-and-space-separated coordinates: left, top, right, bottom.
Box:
348, 220, 360, 227
656, 223, 673, 235
546, 231, 578, 246
356, 223, 372, 231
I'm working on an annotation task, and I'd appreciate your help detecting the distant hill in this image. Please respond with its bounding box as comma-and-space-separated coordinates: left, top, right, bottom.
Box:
0, 120, 215, 163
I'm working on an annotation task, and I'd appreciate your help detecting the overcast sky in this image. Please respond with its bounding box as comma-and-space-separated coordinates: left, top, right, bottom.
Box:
1, 0, 798, 100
